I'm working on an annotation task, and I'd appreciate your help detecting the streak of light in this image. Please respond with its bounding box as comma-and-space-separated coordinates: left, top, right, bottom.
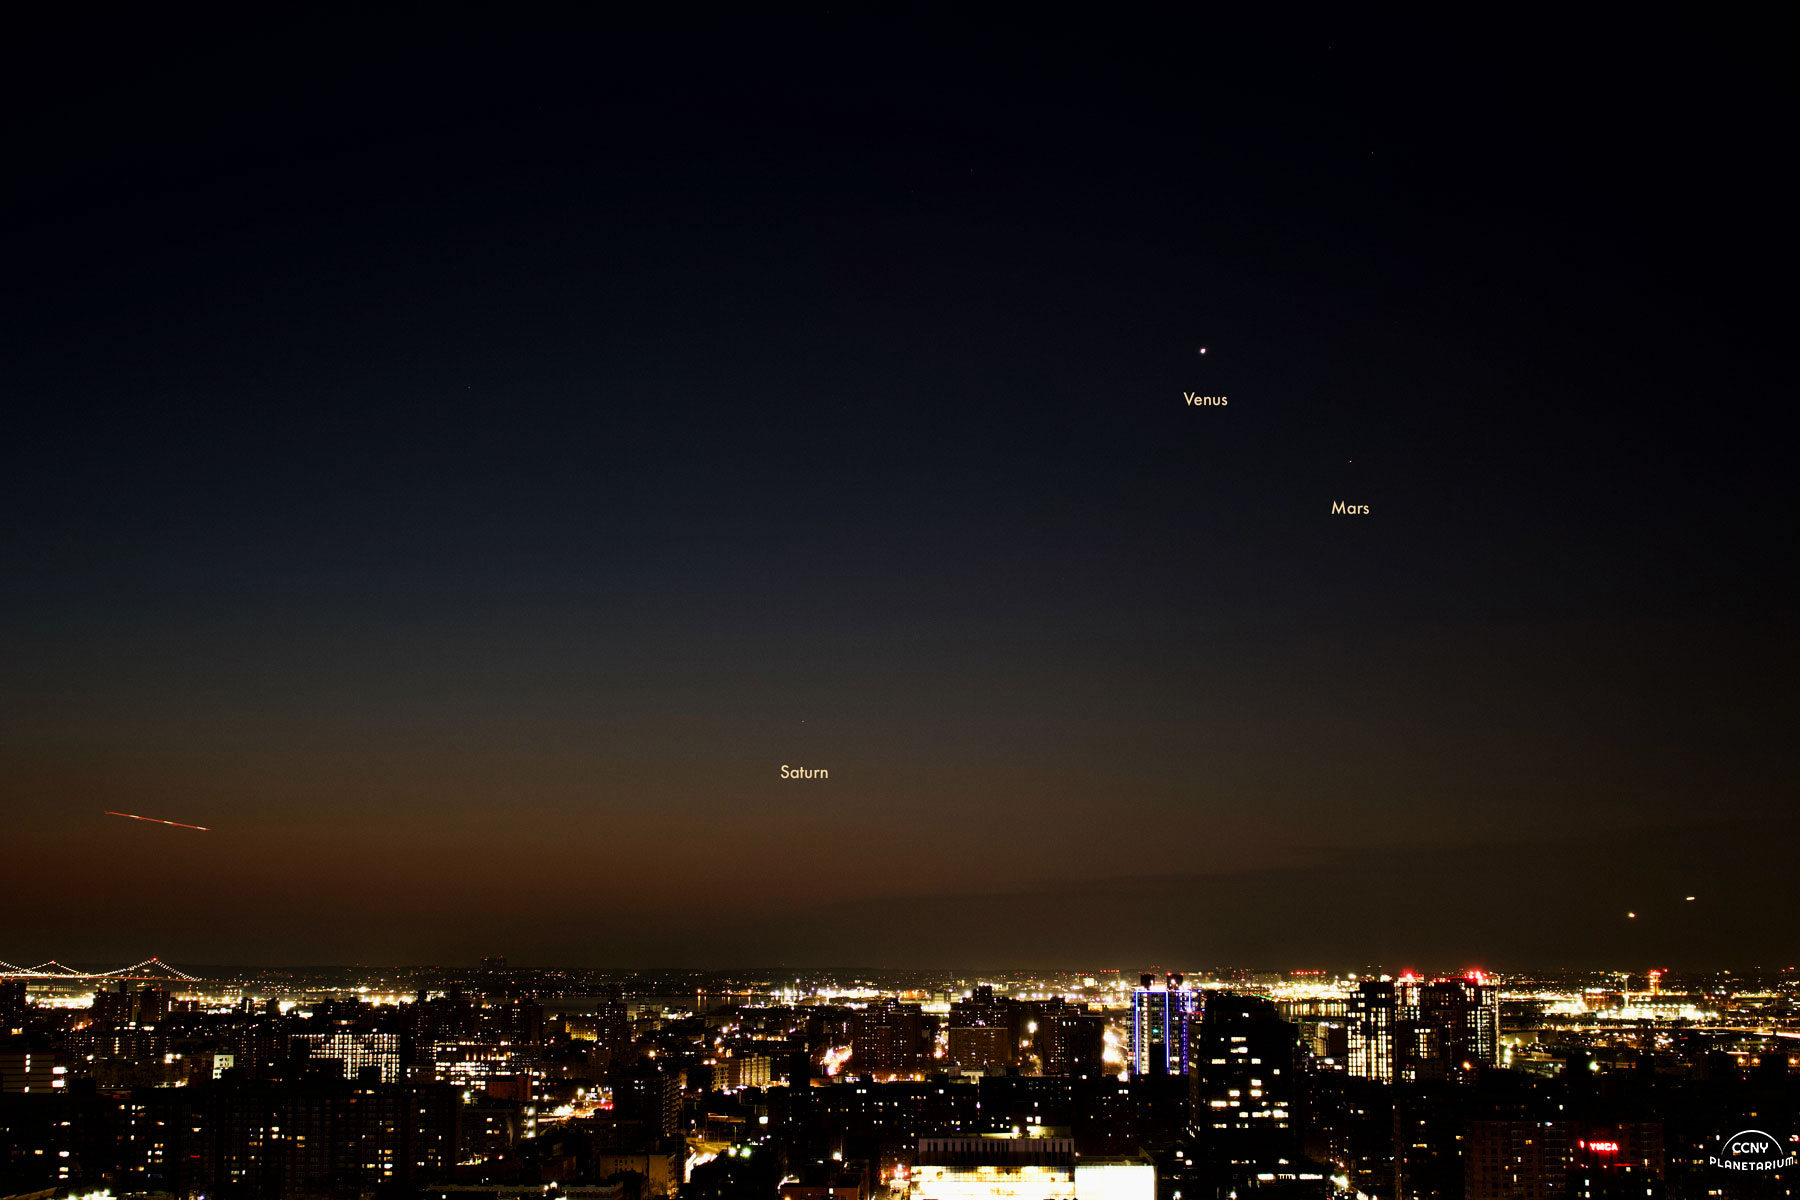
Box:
104, 810, 210, 832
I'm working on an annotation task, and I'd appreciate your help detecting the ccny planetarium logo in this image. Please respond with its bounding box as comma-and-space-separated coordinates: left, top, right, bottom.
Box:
1710, 1128, 1797, 1173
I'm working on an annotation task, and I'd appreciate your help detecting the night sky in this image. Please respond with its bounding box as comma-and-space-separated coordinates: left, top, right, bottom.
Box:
3, 10, 1791, 969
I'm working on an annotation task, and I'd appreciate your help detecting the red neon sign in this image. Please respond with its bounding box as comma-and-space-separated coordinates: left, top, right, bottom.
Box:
1588, 1140, 1620, 1153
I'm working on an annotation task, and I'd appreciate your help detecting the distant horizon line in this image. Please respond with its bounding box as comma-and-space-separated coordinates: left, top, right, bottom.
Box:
9, 959, 1780, 977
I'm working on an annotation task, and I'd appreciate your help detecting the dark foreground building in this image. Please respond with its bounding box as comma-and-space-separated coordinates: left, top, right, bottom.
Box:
1, 1077, 461, 1197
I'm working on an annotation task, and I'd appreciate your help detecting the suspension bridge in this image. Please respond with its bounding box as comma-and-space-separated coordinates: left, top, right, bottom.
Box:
0, 957, 201, 982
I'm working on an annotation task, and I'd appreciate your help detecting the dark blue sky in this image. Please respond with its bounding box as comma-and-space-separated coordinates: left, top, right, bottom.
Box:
2, 9, 1791, 967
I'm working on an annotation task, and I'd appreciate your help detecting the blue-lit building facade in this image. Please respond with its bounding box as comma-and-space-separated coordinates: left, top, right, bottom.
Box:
1130, 973, 1201, 1076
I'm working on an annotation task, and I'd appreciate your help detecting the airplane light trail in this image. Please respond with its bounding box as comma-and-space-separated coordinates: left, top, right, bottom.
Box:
104, 810, 210, 832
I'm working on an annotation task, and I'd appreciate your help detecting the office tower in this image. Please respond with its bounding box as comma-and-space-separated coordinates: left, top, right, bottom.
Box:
1129, 973, 1200, 1077
1346, 979, 1396, 1084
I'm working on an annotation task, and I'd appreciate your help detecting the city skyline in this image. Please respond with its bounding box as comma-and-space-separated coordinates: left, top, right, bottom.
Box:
2, 956, 1791, 1196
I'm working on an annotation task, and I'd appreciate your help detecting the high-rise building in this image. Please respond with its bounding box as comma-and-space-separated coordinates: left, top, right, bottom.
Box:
851, 998, 926, 1078
1464, 1119, 1576, 1200
293, 1030, 402, 1084
1129, 974, 1200, 1077
1343, 974, 1498, 1085
1278, 996, 1349, 1071
1030, 999, 1106, 1077
1570, 1125, 1666, 1199
946, 1025, 1012, 1074
89, 984, 169, 1030
946, 986, 1022, 1073
431, 1040, 539, 1090
1298, 1073, 1394, 1196
1346, 980, 1396, 1084
115, 1078, 461, 1196
1, 1035, 70, 1093
485, 997, 543, 1046
1392, 1080, 1465, 1200
714, 1053, 772, 1091
0, 981, 27, 1028
587, 990, 635, 1069
613, 1063, 682, 1138
1189, 993, 1297, 1187
1399, 973, 1498, 1083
